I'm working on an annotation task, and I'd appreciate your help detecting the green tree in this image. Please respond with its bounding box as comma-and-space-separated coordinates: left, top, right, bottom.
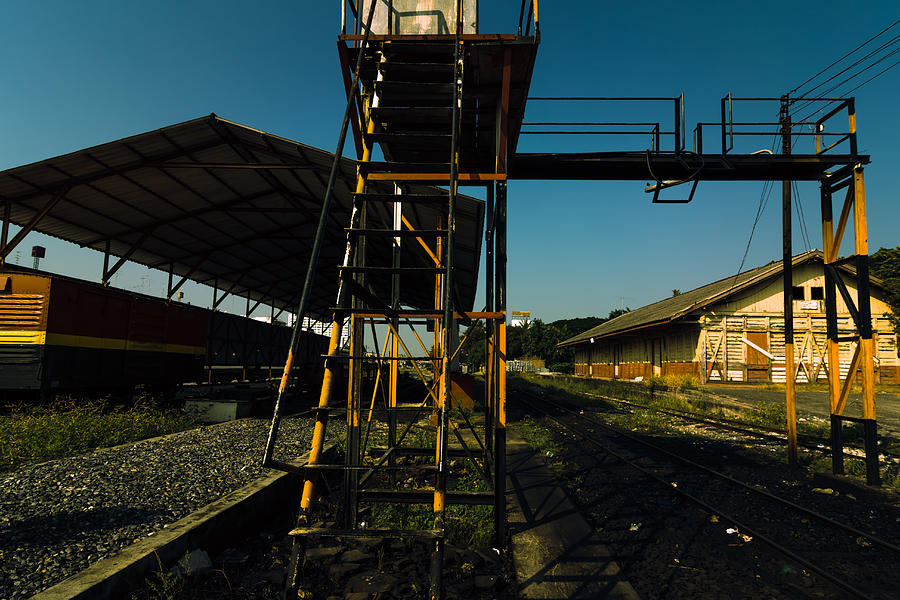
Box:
871, 246, 900, 335
457, 322, 486, 372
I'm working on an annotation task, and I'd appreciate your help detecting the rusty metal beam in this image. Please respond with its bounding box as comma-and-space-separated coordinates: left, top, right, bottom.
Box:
0, 187, 70, 261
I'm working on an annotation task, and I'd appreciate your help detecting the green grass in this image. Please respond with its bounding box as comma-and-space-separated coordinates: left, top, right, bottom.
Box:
0, 399, 197, 472
369, 468, 495, 547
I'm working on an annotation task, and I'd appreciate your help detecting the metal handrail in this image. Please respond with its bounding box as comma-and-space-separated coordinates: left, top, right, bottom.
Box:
523, 96, 683, 153
265, 0, 378, 468
518, 0, 539, 35
718, 94, 858, 156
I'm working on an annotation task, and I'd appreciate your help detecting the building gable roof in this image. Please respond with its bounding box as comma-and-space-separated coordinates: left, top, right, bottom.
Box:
559, 250, 876, 347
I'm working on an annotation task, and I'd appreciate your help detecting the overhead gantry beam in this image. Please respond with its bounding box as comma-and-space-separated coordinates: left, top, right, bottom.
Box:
509, 152, 870, 182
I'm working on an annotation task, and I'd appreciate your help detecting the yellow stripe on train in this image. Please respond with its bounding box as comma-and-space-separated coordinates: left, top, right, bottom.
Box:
0, 331, 205, 355
0, 330, 47, 344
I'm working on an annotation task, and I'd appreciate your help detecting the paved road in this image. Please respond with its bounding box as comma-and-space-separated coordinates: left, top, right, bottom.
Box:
702, 384, 900, 436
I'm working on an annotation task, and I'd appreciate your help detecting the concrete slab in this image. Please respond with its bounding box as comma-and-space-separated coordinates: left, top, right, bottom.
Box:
507, 433, 639, 600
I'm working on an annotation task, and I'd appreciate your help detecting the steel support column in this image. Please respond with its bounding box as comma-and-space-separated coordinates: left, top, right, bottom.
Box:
0, 188, 69, 262
493, 181, 507, 548
821, 162, 879, 485
1, 201, 10, 258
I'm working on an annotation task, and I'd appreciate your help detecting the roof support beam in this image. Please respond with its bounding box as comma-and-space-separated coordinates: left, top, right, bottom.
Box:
0, 186, 69, 262
1, 200, 10, 251
103, 230, 153, 284
213, 274, 251, 310
2, 137, 223, 206
167, 254, 210, 299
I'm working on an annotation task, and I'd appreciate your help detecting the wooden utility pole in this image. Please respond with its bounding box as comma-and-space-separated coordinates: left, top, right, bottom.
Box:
781, 95, 799, 470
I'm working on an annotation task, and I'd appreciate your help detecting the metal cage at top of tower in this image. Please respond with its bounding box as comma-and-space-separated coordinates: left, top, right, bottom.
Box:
339, 0, 539, 37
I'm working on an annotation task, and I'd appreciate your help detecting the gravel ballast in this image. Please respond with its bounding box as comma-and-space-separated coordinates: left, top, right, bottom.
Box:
0, 415, 326, 600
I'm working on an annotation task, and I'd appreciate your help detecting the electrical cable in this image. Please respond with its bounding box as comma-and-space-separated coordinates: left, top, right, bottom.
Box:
793, 49, 900, 127
792, 33, 900, 103
793, 180, 812, 252
787, 17, 900, 95
791, 44, 900, 118
644, 149, 705, 191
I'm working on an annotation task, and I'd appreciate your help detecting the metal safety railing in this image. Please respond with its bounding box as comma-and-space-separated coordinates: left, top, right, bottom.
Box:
522, 95, 685, 153
517, 0, 539, 36
340, 0, 539, 37
703, 94, 859, 156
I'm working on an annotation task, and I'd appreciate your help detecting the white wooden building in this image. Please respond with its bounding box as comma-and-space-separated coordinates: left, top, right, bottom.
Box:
560, 250, 899, 385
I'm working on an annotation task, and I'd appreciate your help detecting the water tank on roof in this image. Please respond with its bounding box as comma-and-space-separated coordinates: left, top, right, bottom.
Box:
361, 0, 478, 35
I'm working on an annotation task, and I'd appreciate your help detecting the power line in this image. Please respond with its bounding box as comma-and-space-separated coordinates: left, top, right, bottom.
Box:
792, 180, 811, 252
792, 33, 900, 101
842, 56, 900, 96
792, 46, 900, 123
791, 43, 900, 116
788, 17, 900, 95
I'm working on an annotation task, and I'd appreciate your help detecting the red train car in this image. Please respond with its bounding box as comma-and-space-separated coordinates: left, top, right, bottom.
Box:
0, 266, 325, 398
0, 267, 206, 395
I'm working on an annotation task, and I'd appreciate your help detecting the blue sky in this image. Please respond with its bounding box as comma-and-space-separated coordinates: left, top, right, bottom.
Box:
0, 1, 897, 321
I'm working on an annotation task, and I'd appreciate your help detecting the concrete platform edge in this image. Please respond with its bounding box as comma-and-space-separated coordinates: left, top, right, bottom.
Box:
506, 430, 640, 600
29, 445, 328, 600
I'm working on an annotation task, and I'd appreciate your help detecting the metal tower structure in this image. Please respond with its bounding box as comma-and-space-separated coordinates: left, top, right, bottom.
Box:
263, 2, 538, 598
263, 3, 880, 598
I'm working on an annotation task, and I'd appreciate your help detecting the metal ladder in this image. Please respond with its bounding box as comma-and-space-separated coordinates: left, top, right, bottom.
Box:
265, 5, 496, 597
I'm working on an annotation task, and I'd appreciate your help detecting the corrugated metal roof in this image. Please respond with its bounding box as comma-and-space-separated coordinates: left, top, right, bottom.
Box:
559, 250, 869, 347
0, 114, 484, 319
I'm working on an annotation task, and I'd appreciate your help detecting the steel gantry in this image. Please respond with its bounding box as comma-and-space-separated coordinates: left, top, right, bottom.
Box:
263, 2, 880, 598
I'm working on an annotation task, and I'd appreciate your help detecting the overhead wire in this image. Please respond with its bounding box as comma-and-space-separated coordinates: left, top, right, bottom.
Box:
787, 18, 900, 95
791, 33, 900, 106
791, 43, 900, 119
792, 180, 812, 252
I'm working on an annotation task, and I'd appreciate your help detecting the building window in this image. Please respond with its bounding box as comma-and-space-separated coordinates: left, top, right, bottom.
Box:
792, 286, 805, 300
810, 286, 824, 300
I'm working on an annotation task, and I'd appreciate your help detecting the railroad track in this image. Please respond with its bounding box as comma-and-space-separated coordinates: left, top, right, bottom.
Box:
517, 389, 900, 600
577, 389, 900, 462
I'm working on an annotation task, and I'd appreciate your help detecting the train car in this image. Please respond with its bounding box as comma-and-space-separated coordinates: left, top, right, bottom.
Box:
205, 311, 326, 384
0, 266, 327, 398
0, 267, 207, 396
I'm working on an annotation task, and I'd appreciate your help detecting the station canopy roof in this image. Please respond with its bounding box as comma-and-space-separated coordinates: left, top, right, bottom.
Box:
0, 114, 484, 320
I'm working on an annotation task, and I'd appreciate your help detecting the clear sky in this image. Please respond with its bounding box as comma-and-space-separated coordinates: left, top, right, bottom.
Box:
0, 1, 897, 321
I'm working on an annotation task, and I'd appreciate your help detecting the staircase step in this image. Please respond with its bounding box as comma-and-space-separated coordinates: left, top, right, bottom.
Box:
301, 463, 439, 472
378, 61, 455, 81
353, 193, 449, 205
360, 490, 495, 505
371, 106, 453, 122
365, 132, 452, 145
360, 161, 451, 173
377, 80, 455, 93
379, 43, 456, 61
290, 527, 441, 539
345, 228, 448, 237
338, 266, 446, 274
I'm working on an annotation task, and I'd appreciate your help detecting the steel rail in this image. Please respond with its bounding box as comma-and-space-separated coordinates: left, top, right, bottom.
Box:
519, 392, 881, 600
579, 390, 900, 461
523, 391, 900, 555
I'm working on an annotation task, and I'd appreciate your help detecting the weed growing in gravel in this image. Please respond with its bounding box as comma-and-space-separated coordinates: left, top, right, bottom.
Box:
607, 408, 672, 434
369, 468, 494, 547
0, 399, 197, 471
746, 400, 787, 429
515, 416, 563, 459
